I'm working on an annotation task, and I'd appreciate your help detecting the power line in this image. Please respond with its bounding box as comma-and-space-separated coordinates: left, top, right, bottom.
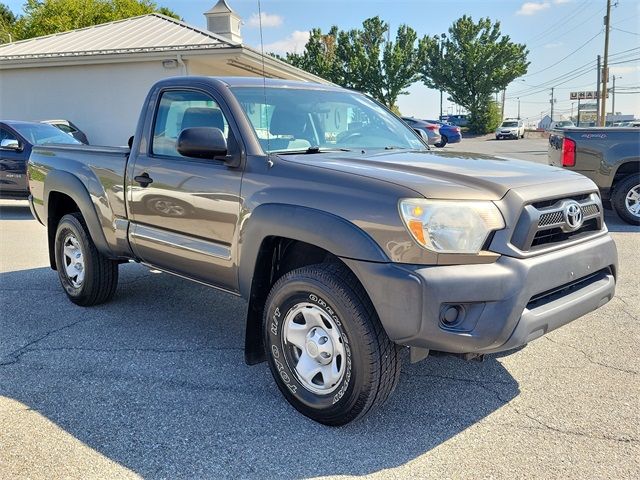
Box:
524, 0, 592, 45
528, 5, 607, 49
612, 27, 640, 36
523, 30, 603, 78
511, 47, 638, 96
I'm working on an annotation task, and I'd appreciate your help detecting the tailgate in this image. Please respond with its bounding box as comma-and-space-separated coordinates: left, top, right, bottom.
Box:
548, 130, 565, 168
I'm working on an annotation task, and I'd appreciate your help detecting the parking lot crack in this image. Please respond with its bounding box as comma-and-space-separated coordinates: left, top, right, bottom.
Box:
0, 317, 92, 367
544, 336, 638, 375
29, 346, 243, 354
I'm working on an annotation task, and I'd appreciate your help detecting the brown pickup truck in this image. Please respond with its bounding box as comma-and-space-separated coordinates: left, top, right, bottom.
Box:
28, 77, 618, 425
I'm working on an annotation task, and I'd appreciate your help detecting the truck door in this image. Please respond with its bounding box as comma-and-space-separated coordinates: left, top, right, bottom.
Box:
127, 89, 243, 291
0, 127, 29, 199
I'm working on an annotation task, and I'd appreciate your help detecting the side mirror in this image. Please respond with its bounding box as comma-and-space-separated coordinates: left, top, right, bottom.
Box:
177, 127, 227, 160
0, 138, 21, 151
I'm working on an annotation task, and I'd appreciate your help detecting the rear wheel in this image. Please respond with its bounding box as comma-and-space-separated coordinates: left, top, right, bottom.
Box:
263, 263, 401, 426
612, 175, 640, 225
435, 135, 448, 148
54, 213, 119, 306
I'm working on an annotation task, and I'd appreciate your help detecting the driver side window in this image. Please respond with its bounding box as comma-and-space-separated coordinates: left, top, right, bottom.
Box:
152, 90, 230, 158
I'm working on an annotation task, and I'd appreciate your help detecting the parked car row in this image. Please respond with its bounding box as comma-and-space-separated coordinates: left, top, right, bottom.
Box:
401, 117, 462, 147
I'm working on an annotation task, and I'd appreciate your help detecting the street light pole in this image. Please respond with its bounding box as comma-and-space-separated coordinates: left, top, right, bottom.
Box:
599, 0, 612, 126
550, 87, 555, 122
611, 75, 619, 116
517, 97, 521, 120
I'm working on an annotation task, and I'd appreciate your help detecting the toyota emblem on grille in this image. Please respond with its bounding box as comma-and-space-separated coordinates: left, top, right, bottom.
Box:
564, 201, 583, 231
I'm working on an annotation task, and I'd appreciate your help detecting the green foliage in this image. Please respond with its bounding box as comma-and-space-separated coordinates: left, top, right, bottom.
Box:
280, 17, 421, 110
468, 98, 502, 134
12, 0, 180, 41
0, 3, 16, 43
419, 16, 528, 133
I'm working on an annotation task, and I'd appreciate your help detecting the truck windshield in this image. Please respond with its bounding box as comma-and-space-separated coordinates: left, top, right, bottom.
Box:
12, 123, 81, 146
230, 87, 426, 153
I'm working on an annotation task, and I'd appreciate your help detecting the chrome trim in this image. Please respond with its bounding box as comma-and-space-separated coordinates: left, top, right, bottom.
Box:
130, 224, 231, 260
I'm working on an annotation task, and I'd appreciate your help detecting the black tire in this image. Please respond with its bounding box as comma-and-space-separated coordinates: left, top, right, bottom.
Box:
435, 135, 448, 148
263, 263, 401, 426
611, 174, 640, 225
54, 213, 119, 306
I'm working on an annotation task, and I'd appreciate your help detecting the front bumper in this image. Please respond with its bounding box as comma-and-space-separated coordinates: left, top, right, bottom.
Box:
496, 131, 518, 139
344, 233, 617, 354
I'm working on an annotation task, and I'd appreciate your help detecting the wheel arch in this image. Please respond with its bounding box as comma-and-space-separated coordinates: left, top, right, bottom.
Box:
239, 204, 389, 365
611, 159, 640, 191
44, 170, 114, 269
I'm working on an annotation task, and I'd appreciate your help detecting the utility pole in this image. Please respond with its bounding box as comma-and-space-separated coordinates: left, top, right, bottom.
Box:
577, 98, 581, 127
599, 0, 612, 126
501, 88, 506, 120
596, 54, 601, 125
550, 87, 555, 122
517, 98, 521, 120
571, 102, 575, 120
440, 90, 443, 120
611, 74, 617, 116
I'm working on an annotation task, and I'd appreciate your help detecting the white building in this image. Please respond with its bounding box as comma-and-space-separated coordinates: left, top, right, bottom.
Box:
0, 1, 325, 146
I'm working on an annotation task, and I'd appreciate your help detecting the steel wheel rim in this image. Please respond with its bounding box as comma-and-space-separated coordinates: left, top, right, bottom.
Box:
282, 302, 347, 395
62, 233, 85, 288
625, 184, 640, 218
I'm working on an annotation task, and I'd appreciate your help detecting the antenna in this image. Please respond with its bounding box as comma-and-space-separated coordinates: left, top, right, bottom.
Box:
257, 0, 271, 156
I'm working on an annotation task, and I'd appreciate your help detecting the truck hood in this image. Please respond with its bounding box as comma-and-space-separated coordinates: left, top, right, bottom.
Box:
279, 149, 588, 200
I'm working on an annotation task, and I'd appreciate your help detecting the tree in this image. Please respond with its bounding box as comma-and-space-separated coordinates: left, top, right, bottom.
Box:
13, 0, 180, 41
0, 3, 16, 43
280, 17, 421, 110
419, 16, 529, 133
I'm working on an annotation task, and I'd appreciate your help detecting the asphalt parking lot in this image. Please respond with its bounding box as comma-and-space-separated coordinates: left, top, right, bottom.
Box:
1, 137, 638, 479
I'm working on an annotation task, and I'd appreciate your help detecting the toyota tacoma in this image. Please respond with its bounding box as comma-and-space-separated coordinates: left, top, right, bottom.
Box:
28, 77, 618, 425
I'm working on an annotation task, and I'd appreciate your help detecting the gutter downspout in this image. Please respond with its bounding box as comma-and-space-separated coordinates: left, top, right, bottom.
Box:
177, 54, 188, 75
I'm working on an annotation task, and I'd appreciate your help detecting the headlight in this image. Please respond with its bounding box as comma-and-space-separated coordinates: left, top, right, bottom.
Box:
399, 199, 505, 253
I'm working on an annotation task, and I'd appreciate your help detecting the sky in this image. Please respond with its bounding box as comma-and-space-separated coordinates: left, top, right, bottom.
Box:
5, 0, 639, 123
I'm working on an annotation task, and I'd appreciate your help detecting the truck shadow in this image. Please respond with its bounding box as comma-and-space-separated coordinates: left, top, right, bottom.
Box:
0, 201, 33, 220
0, 264, 519, 478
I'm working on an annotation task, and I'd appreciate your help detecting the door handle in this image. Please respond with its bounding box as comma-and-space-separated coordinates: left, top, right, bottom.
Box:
134, 172, 153, 187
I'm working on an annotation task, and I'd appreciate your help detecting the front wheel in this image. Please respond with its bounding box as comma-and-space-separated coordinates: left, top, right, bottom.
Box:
612, 175, 640, 225
263, 264, 401, 426
54, 213, 119, 306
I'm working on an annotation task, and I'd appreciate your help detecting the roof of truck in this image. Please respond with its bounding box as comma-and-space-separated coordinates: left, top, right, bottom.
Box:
215, 76, 341, 89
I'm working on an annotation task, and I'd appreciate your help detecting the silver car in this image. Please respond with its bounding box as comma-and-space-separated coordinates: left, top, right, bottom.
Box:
402, 117, 442, 146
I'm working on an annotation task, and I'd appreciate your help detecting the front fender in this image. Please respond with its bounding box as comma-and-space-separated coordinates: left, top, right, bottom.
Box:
237, 203, 389, 298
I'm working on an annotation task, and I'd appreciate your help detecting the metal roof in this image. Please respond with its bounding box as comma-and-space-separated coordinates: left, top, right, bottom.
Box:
0, 14, 238, 61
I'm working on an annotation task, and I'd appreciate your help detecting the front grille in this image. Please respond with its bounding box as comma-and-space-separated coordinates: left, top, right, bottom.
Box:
582, 204, 599, 216
532, 194, 590, 210
511, 193, 603, 251
538, 210, 564, 227
530, 218, 599, 248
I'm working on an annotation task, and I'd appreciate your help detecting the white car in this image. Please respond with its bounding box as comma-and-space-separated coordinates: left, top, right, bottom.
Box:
495, 119, 525, 140
549, 120, 576, 130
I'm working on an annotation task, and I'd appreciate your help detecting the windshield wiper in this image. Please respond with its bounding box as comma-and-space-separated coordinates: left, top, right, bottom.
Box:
274, 146, 352, 155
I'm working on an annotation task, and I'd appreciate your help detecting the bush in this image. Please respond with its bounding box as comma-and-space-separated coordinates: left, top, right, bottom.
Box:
468, 100, 502, 134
